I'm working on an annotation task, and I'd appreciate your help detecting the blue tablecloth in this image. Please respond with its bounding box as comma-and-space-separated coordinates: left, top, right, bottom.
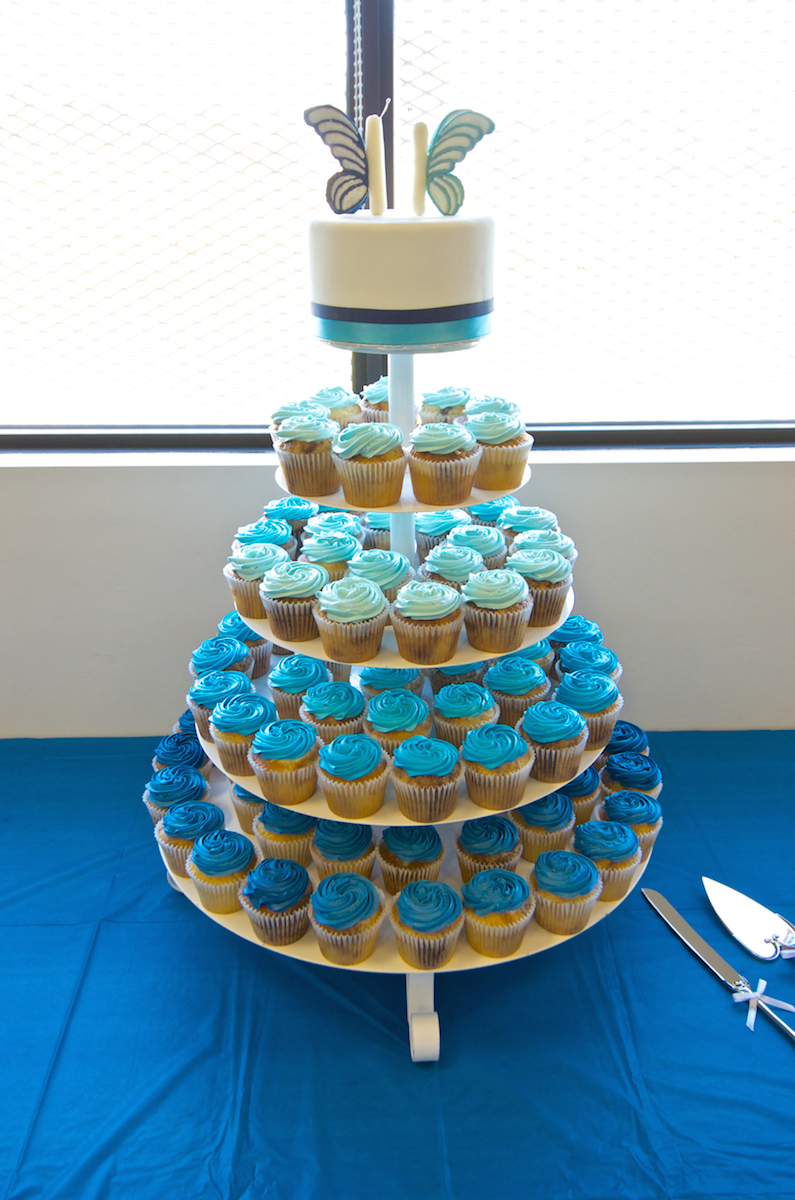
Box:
2, 732, 795, 1200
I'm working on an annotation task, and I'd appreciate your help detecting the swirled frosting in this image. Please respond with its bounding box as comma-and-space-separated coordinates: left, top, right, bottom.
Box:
241, 859, 309, 912
313, 820, 373, 861
217, 610, 259, 643
262, 496, 319, 523
573, 820, 640, 863
458, 815, 518, 856
227, 543, 290, 580
396, 880, 462, 932
555, 670, 621, 714
467, 497, 519, 526
410, 423, 477, 455
304, 511, 363, 540
275, 415, 340, 443
366, 689, 429, 733
234, 517, 293, 547
461, 868, 531, 915
310, 872, 380, 928
190, 636, 250, 675
153, 733, 207, 772
188, 670, 252, 709
359, 667, 420, 691
259, 561, 329, 598
605, 721, 650, 756
161, 800, 225, 839
393, 735, 459, 778
515, 639, 553, 663
316, 576, 387, 622
463, 412, 527, 444
270, 399, 331, 423
415, 509, 471, 536
250, 720, 318, 761
550, 615, 603, 646
604, 752, 662, 790
461, 724, 528, 768
558, 766, 600, 799
499, 506, 559, 533
437, 663, 481, 676
347, 549, 410, 589
511, 529, 577, 559
424, 544, 485, 583
559, 642, 620, 676
445, 524, 506, 558
394, 580, 461, 620
257, 801, 317, 835
520, 701, 587, 743
269, 655, 329, 694
463, 395, 522, 417
514, 791, 574, 830
435, 683, 495, 719
332, 422, 403, 459
603, 790, 662, 827
462, 569, 529, 610
210, 694, 276, 735
484, 656, 547, 696
533, 850, 599, 897
302, 682, 364, 720
300, 532, 360, 564
309, 385, 358, 410
174, 709, 197, 735
318, 734, 384, 780
364, 511, 392, 530
381, 825, 442, 863
233, 783, 260, 802
506, 550, 572, 583
362, 376, 389, 404
421, 385, 472, 411
190, 829, 253, 876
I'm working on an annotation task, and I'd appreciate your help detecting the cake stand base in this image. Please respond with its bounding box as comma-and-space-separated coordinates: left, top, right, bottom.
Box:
407, 973, 440, 1062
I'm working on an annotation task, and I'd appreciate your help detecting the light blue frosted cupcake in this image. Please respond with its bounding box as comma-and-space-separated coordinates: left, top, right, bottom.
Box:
432, 682, 500, 748
312, 576, 389, 662
298, 681, 365, 743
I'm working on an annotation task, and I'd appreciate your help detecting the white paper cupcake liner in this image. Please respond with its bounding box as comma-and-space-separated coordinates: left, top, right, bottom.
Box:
185, 857, 255, 914
275, 444, 339, 497
312, 604, 389, 663
247, 753, 319, 806
512, 813, 577, 861
392, 763, 464, 823
327, 661, 352, 682
251, 822, 315, 866
270, 687, 304, 720
571, 789, 602, 825
363, 528, 391, 551
489, 680, 552, 728
415, 531, 447, 563
526, 579, 573, 628
375, 847, 446, 895
577, 697, 625, 752
361, 404, 390, 423
464, 756, 536, 811
229, 792, 264, 834
463, 901, 536, 958
223, 563, 268, 619
239, 891, 312, 946
518, 723, 589, 784
333, 453, 407, 508
208, 729, 256, 778
309, 895, 386, 964
407, 447, 483, 506
259, 594, 319, 642
463, 597, 534, 653
317, 764, 389, 819
390, 607, 465, 665
250, 641, 272, 680
298, 704, 364, 744
154, 822, 193, 877
432, 706, 499, 750
309, 844, 377, 880
453, 840, 523, 883
389, 910, 464, 969
472, 439, 532, 491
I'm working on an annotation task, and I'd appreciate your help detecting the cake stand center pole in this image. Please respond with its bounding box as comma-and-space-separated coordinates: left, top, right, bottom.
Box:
388, 352, 417, 563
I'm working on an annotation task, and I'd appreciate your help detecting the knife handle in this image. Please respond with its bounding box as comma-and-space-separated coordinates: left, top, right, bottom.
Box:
758, 1000, 795, 1044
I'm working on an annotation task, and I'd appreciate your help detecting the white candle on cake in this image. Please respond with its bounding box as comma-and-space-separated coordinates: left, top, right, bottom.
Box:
412, 122, 428, 216
365, 114, 387, 216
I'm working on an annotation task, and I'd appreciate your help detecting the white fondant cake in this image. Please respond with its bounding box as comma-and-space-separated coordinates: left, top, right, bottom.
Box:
308, 212, 495, 353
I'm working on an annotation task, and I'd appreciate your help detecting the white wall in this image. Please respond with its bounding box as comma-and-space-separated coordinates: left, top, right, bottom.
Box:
1, 450, 793, 737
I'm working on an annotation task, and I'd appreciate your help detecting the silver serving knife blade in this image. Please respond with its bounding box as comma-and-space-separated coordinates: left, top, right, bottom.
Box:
642, 888, 795, 1044
702, 877, 795, 961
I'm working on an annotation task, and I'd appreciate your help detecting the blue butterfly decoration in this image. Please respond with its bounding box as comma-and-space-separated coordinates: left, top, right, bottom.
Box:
426, 110, 495, 216
304, 105, 369, 214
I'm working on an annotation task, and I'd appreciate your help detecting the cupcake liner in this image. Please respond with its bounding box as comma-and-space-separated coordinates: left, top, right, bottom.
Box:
463, 597, 534, 653
223, 564, 267, 620
526, 579, 573, 628
389, 910, 464, 969
362, 715, 433, 755
229, 792, 264, 834
375, 846, 446, 895
463, 900, 537, 957
390, 607, 464, 665
530, 875, 603, 935
296, 556, 348, 583
513, 812, 577, 861
595, 806, 663, 860
518, 723, 590, 784
417, 565, 467, 593
489, 680, 552, 728
415, 531, 446, 563
270, 687, 304, 720
208, 729, 256, 777
454, 840, 523, 883
407, 446, 483, 506
393, 765, 463, 822
248, 753, 319, 806
185, 857, 256, 914
333, 453, 407, 508
143, 796, 168, 825
275, 444, 339, 497
590, 850, 642, 902
251, 822, 315, 866
312, 603, 389, 663
363, 528, 391, 551
579, 697, 625, 752
298, 704, 364, 744
317, 763, 389, 819
482, 550, 509, 570
427, 665, 484, 694
361, 672, 425, 700
464, 756, 536, 811
239, 891, 312, 946
375, 569, 414, 606
154, 823, 193, 877
327, 661, 352, 683
250, 641, 272, 680
260, 594, 319, 642
432, 706, 499, 750
361, 404, 390, 423
186, 699, 213, 741
309, 896, 386, 964
572, 789, 602, 825
472, 439, 532, 491
309, 845, 377, 880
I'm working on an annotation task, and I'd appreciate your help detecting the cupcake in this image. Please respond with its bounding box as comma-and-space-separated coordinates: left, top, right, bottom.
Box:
375, 825, 445, 895
510, 529, 578, 566
601, 752, 663, 800
269, 399, 330, 430
461, 868, 536, 957
298, 531, 361, 582
327, 661, 353, 683
269, 654, 330, 719
261, 495, 319, 540
454, 815, 523, 883
497, 504, 560, 546
548, 614, 603, 654
389, 880, 464, 969
331, 422, 407, 507
504, 550, 573, 628
419, 384, 472, 424
461, 724, 536, 810
217, 609, 271, 679
557, 766, 603, 825
513, 639, 556, 676
172, 708, 197, 736
239, 858, 313, 946
303, 510, 365, 544
555, 640, 623, 684
482, 656, 551, 727
306, 385, 364, 429
432, 682, 500, 748
154, 799, 225, 878
443, 522, 508, 570
407, 423, 482, 505
188, 635, 253, 680
461, 570, 534, 653
317, 734, 390, 819
186, 670, 252, 741
362, 688, 432, 755
258, 561, 329, 642
463, 412, 533, 491
208, 694, 277, 779
273, 414, 341, 497
298, 681, 365, 743
598, 720, 650, 768
223, 543, 291, 619
512, 791, 576, 861
359, 666, 425, 699
362, 510, 391, 550
310, 820, 376, 879
229, 783, 265, 834
252, 801, 317, 865
554, 670, 624, 752
427, 662, 485, 694
418, 544, 485, 591
360, 375, 390, 422
309, 873, 386, 965
517, 701, 590, 783
346, 548, 413, 603
391, 581, 464, 665
152, 732, 211, 780
231, 516, 297, 560
392, 736, 463, 822
461, 394, 522, 420
414, 508, 472, 562
185, 829, 258, 914
466, 494, 519, 528
572, 820, 642, 902
599, 790, 663, 860
530, 850, 603, 935
312, 577, 389, 662
247, 720, 321, 806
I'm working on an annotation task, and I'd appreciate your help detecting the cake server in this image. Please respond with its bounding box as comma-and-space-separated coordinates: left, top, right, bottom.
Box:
702, 877, 795, 962
642, 888, 795, 1043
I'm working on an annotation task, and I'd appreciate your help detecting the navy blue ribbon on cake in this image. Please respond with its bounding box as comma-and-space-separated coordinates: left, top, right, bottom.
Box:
312, 298, 494, 347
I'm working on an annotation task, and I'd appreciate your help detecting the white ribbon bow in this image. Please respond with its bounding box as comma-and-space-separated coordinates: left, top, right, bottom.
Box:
776, 930, 795, 960
732, 979, 795, 1031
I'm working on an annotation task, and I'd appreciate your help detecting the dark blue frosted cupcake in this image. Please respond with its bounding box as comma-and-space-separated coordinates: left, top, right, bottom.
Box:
310, 819, 376, 879
572, 820, 641, 901
143, 765, 208, 825
309, 872, 386, 964
599, 790, 662, 860
252, 801, 317, 865
152, 731, 211, 779
154, 800, 225, 877
601, 751, 663, 800
513, 791, 576, 861
531, 850, 602, 935
239, 859, 313, 946
185, 828, 258, 913
392, 736, 463, 822
454, 815, 522, 882
389, 880, 464, 969
375, 825, 445, 894
462, 868, 535, 957
557, 765, 602, 824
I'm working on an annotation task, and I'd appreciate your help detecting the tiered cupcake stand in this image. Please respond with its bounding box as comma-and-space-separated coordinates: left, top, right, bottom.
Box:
162, 353, 650, 1062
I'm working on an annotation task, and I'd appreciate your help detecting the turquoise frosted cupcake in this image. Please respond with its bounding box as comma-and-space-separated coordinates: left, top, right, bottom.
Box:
359, 667, 425, 699
185, 829, 258, 914
557, 765, 602, 824
512, 791, 576, 861
454, 815, 523, 882
362, 688, 432, 755
375, 825, 445, 895
461, 394, 522, 421
461, 868, 536, 958
572, 820, 642, 901
601, 751, 663, 800
554, 670, 624, 752
362, 510, 391, 550
310, 819, 376, 879
463, 411, 533, 491
392, 736, 463, 823
419, 544, 485, 592
461, 724, 536, 810
298, 681, 365, 743
548, 614, 602, 653
419, 384, 472, 424
530, 849, 602, 935
466, 493, 519, 528
504, 549, 573, 628
217, 609, 270, 680
232, 516, 297, 560
414, 508, 471, 562
599, 790, 663, 860
497, 505, 560, 546
223, 542, 291, 619
518, 701, 589, 783
461, 569, 534, 653
252, 801, 317, 865
143, 765, 208, 825
186, 669, 253, 740
391, 580, 464, 665
298, 531, 361, 582
262, 495, 319, 539
346, 548, 413, 603
482, 655, 551, 727
306, 385, 363, 429
229, 783, 265, 835
510, 638, 555, 676
360, 374, 390, 422
331, 421, 407, 507
154, 799, 225, 877
389, 880, 464, 969
407, 423, 482, 506
272, 413, 341, 496
258, 560, 330, 642
269, 399, 330, 430
239, 859, 313, 946
312, 577, 389, 662
188, 635, 253, 681
152, 731, 210, 780
246, 720, 321, 807
208, 694, 277, 781
444, 523, 508, 570
317, 734, 390, 819
269, 654, 330, 719
555, 640, 623, 684
309, 872, 386, 964
427, 661, 485, 694
432, 682, 499, 748
510, 528, 578, 566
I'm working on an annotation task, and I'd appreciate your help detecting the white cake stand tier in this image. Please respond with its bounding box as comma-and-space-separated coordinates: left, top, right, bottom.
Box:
273, 464, 531, 513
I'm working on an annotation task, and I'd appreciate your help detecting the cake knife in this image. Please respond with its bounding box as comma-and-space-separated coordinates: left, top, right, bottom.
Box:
702, 877, 795, 962
642, 888, 795, 1044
